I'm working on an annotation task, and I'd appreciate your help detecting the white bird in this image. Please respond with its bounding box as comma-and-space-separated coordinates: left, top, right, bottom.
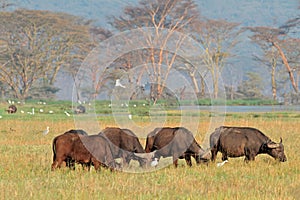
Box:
217, 160, 228, 167
20, 110, 24, 114
8, 100, 11, 104
128, 114, 132, 119
43, 126, 49, 135
48, 110, 54, 114
151, 158, 159, 167
39, 109, 44, 113
32, 108, 35, 115
115, 79, 126, 88
64, 111, 70, 117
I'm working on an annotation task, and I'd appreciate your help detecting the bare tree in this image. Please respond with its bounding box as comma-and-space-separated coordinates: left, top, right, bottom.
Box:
252, 43, 281, 100
192, 18, 243, 99
0, 9, 92, 100
248, 26, 299, 93
109, 0, 200, 103
64, 27, 113, 101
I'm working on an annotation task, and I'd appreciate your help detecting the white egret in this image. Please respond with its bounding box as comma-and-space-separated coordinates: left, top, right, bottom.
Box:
151, 158, 159, 167
115, 79, 126, 88
43, 126, 50, 135
64, 111, 70, 117
217, 160, 228, 167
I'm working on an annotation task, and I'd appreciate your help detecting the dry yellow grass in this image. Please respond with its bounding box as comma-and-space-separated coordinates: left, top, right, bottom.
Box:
0, 112, 299, 200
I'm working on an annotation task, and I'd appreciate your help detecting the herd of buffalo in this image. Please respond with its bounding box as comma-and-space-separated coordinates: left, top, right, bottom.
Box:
51, 126, 287, 171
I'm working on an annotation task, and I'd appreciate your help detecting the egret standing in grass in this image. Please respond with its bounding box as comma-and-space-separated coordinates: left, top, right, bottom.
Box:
43, 126, 49, 135
64, 111, 70, 117
151, 158, 159, 167
217, 160, 228, 167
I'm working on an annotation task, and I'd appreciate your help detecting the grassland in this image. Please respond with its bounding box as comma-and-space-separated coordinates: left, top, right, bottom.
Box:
0, 101, 299, 200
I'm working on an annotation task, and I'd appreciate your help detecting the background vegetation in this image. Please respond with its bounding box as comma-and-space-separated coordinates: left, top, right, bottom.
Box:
0, 0, 299, 104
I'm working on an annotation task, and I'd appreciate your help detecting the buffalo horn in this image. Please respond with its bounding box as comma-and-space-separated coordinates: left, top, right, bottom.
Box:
267, 142, 280, 149
200, 149, 212, 160
134, 151, 155, 159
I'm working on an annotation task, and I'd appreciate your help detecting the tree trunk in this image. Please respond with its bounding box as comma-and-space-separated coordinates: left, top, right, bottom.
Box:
271, 59, 277, 101
213, 67, 219, 99
272, 41, 298, 93
201, 76, 205, 97
190, 72, 200, 95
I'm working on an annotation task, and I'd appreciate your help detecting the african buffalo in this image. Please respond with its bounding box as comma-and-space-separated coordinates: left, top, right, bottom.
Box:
210, 126, 287, 162
145, 127, 210, 167
51, 129, 88, 170
52, 134, 116, 170
99, 127, 150, 167
6, 105, 17, 114
209, 126, 223, 150
70, 134, 116, 171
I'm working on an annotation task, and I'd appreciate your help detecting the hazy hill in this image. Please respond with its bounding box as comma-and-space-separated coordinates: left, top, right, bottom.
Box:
15, 0, 298, 27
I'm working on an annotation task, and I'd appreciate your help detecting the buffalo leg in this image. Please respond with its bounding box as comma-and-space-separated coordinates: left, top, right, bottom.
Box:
82, 163, 91, 171
221, 153, 228, 161
51, 157, 65, 170
244, 148, 255, 162
66, 157, 75, 170
173, 155, 179, 168
93, 161, 101, 172
211, 148, 218, 162
184, 154, 192, 167
173, 159, 178, 168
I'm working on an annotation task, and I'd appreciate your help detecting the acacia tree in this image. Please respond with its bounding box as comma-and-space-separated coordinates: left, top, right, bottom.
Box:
236, 72, 265, 99
0, 9, 92, 100
64, 27, 113, 101
109, 0, 200, 103
248, 26, 299, 94
251, 35, 281, 101
192, 18, 243, 99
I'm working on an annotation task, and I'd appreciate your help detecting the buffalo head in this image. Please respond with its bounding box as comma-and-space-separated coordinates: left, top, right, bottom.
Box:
264, 138, 287, 162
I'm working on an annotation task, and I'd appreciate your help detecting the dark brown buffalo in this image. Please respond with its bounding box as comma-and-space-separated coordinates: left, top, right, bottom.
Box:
145, 127, 210, 167
51, 129, 88, 170
98, 127, 149, 167
52, 132, 116, 171
210, 126, 287, 162
6, 105, 17, 113
69, 134, 116, 171
209, 126, 223, 150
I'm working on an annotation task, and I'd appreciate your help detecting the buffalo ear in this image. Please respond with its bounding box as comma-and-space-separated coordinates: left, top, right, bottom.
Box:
280, 137, 283, 144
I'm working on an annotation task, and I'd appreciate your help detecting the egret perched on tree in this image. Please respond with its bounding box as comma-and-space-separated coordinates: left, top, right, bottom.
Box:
115, 79, 126, 88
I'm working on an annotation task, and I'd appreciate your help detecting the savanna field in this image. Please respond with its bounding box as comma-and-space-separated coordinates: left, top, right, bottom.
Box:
0, 102, 299, 200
